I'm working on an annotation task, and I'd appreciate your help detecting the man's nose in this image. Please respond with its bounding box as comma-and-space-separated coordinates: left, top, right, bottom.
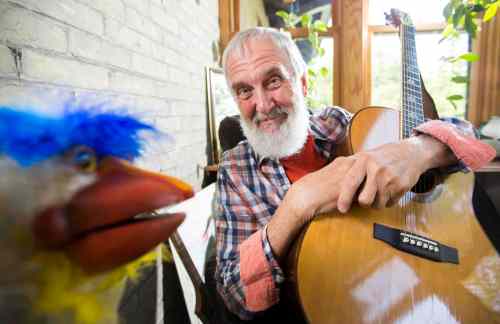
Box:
254, 88, 274, 115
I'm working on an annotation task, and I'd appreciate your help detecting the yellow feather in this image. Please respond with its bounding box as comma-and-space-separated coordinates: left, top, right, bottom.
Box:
29, 246, 162, 324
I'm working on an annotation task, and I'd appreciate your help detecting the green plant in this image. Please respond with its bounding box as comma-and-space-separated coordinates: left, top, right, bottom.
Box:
441, 0, 499, 109
276, 10, 329, 110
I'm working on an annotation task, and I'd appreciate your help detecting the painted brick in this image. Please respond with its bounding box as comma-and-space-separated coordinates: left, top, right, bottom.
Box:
69, 29, 131, 70
158, 115, 183, 132
105, 18, 152, 56
125, 7, 163, 43
0, 83, 76, 111
123, 0, 150, 16
0, 45, 17, 76
22, 49, 108, 89
9, 0, 104, 36
135, 96, 170, 115
161, 46, 178, 63
0, 4, 67, 53
150, 4, 179, 35
131, 53, 168, 80
76, 0, 126, 23
0, 0, 220, 191
169, 67, 192, 86
109, 71, 156, 97
154, 81, 182, 99
150, 42, 167, 62
150, 0, 164, 6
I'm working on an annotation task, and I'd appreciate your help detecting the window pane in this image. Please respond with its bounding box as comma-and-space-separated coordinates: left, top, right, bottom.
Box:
369, 0, 449, 25
303, 37, 334, 111
371, 31, 469, 118
259, 0, 333, 30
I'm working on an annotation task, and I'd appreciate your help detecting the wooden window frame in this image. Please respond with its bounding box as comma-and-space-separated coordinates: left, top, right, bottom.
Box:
218, 1, 451, 113
367, 22, 448, 110
219, 0, 240, 55
282, 0, 371, 111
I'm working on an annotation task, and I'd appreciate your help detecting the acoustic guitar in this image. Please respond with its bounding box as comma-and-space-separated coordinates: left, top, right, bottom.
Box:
286, 9, 500, 324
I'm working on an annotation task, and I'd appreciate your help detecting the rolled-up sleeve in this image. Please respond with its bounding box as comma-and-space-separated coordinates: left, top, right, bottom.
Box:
215, 165, 284, 320
414, 117, 496, 171
239, 226, 283, 312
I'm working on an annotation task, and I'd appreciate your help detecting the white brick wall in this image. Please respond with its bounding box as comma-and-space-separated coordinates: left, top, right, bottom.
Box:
0, 45, 17, 76
0, 0, 220, 188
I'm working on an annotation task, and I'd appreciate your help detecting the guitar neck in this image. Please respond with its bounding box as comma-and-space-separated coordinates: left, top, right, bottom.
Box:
401, 24, 426, 139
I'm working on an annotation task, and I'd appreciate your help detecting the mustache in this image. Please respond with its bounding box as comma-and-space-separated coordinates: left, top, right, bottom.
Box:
253, 107, 288, 124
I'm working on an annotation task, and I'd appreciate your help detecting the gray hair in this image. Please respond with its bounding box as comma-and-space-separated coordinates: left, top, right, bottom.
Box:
222, 27, 307, 86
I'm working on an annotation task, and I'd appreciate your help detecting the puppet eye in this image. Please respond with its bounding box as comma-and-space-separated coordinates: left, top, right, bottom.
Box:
65, 146, 97, 173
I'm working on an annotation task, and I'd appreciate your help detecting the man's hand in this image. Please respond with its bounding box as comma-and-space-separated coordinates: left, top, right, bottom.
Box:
267, 135, 455, 261
292, 135, 456, 220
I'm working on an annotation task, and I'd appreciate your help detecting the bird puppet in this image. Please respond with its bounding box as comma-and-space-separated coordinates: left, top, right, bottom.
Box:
0, 101, 194, 324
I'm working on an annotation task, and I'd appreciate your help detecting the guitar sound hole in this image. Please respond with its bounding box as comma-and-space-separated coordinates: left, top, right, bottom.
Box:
411, 170, 440, 194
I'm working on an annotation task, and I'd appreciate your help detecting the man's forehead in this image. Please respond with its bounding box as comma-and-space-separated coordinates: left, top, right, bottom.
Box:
226, 38, 292, 80
238, 37, 285, 56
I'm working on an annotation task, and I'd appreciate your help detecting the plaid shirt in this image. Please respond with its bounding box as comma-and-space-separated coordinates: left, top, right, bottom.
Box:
214, 106, 481, 320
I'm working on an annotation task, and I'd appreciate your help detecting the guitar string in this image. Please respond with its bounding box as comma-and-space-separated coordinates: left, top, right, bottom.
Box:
402, 23, 425, 232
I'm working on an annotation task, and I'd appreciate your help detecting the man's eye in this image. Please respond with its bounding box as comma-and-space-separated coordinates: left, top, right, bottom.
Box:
237, 88, 252, 100
267, 77, 282, 89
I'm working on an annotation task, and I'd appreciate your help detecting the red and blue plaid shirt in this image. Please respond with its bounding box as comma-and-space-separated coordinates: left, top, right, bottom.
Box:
214, 106, 484, 320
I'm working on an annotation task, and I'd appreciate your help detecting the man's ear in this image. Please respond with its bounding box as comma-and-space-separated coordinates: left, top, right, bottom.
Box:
300, 73, 308, 96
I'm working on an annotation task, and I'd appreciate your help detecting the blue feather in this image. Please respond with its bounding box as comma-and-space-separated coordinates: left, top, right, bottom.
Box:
0, 102, 156, 167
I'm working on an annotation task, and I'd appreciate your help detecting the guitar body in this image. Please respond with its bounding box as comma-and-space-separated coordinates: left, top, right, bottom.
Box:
288, 107, 500, 323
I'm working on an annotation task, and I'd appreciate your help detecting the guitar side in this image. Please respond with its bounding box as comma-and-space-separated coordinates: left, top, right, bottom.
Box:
289, 107, 500, 323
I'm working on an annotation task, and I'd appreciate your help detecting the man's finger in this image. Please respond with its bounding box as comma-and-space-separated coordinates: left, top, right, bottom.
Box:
358, 167, 377, 208
375, 179, 392, 209
337, 158, 367, 213
387, 187, 406, 207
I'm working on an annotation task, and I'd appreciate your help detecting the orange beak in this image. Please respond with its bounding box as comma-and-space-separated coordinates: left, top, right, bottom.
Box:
32, 157, 194, 274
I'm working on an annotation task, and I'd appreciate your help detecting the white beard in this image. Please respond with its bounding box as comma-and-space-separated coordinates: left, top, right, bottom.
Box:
240, 91, 309, 159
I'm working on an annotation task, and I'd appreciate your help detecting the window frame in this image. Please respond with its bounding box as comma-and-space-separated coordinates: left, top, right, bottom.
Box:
218, 1, 465, 114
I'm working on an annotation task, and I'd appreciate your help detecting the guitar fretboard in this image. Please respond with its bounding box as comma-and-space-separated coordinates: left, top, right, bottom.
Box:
401, 24, 425, 138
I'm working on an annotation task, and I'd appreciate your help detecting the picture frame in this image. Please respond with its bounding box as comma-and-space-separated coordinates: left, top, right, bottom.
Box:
205, 67, 240, 164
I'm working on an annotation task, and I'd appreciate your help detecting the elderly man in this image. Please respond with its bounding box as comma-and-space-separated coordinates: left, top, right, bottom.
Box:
214, 27, 494, 321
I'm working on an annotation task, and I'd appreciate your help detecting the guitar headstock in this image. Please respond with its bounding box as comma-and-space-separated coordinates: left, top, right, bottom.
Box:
385, 8, 414, 28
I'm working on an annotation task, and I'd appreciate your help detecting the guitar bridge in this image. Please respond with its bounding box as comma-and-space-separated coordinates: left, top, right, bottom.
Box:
373, 223, 459, 264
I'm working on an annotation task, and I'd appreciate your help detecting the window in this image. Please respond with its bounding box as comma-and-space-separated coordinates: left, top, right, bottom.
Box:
235, 0, 336, 110
306, 37, 334, 109
369, 0, 450, 26
278, 0, 335, 110
369, 0, 469, 118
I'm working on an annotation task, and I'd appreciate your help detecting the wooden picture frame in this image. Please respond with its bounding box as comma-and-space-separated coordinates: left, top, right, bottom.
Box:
205, 67, 239, 164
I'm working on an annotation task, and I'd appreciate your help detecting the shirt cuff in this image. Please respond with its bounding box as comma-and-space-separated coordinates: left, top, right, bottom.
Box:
414, 120, 496, 171
238, 228, 281, 312
261, 224, 285, 284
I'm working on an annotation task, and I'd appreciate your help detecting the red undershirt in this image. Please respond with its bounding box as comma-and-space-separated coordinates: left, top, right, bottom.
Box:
280, 134, 328, 183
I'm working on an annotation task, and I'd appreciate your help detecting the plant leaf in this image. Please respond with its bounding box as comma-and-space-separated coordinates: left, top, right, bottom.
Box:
464, 13, 477, 37
320, 67, 329, 78
308, 32, 319, 50
484, 2, 499, 21
448, 98, 458, 110
317, 47, 325, 57
452, 4, 465, 27
451, 75, 469, 83
313, 20, 328, 32
301, 14, 311, 28
442, 24, 455, 39
276, 10, 289, 20
447, 94, 464, 101
443, 2, 454, 20
458, 52, 480, 62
